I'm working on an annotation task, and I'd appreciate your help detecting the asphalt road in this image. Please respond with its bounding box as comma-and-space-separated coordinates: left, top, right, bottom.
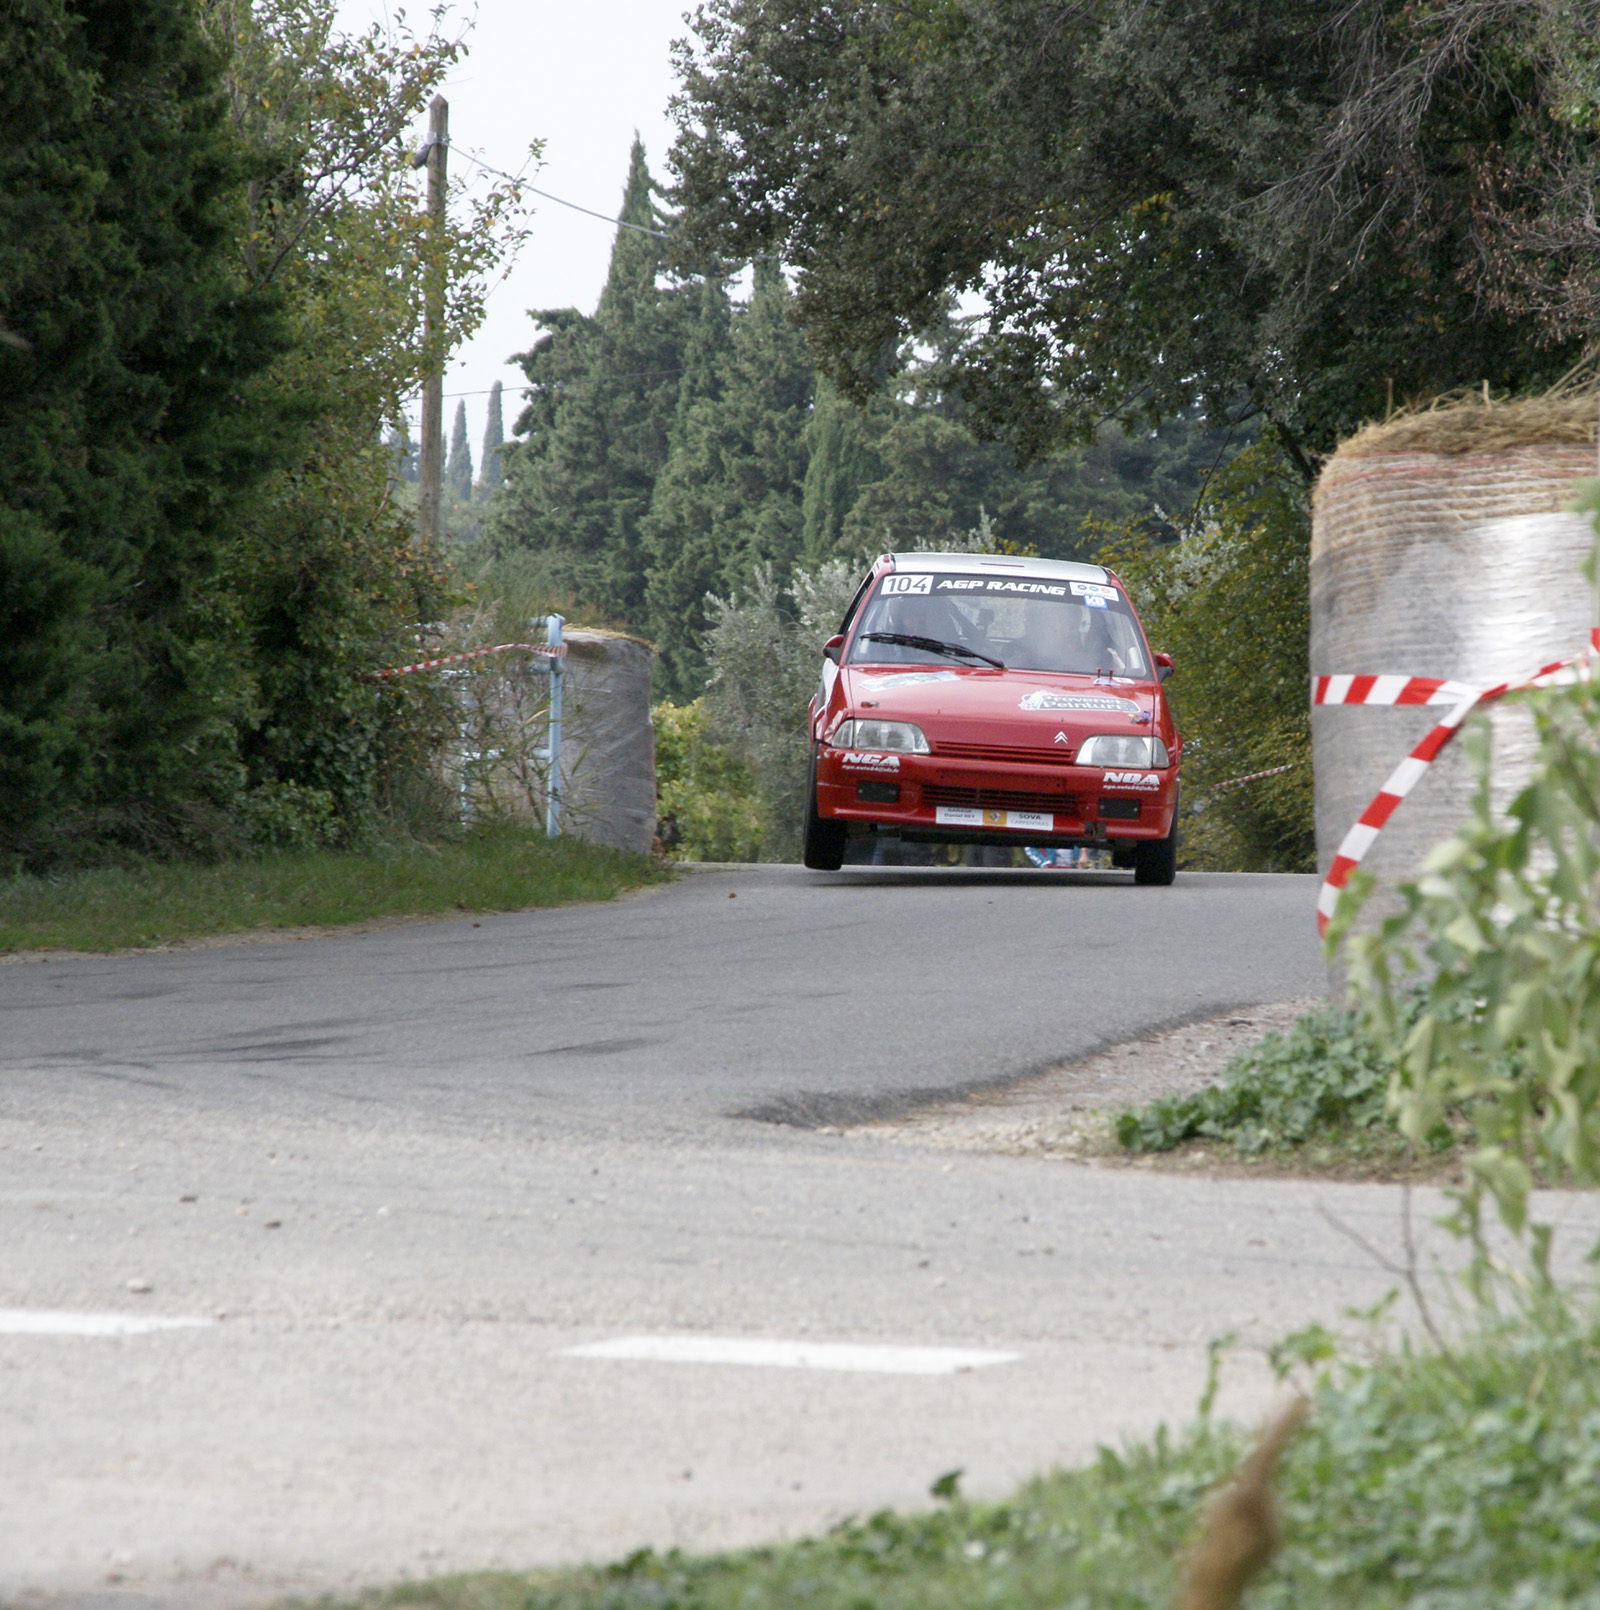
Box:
2, 867, 1586, 1609
1, 866, 1329, 1139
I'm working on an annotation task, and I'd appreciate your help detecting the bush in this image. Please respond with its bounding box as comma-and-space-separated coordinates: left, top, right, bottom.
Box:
233, 780, 342, 852
652, 700, 763, 862
702, 558, 859, 861
1097, 439, 1314, 872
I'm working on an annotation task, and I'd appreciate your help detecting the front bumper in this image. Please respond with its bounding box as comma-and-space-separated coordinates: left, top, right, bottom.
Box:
815, 748, 1177, 844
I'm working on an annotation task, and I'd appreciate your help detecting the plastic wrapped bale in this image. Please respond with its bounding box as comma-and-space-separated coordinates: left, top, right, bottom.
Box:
1312, 392, 1597, 934
557, 630, 658, 854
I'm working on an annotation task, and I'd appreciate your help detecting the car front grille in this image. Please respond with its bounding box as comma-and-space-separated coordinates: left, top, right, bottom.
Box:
923, 783, 1079, 815
934, 742, 1076, 766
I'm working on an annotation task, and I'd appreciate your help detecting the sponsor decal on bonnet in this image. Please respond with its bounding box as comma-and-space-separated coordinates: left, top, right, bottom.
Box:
1019, 690, 1141, 714
855, 671, 957, 691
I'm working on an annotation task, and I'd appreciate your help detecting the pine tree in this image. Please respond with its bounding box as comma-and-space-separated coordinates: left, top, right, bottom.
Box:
484, 138, 699, 624
447, 400, 473, 500
477, 380, 504, 496
0, 0, 286, 860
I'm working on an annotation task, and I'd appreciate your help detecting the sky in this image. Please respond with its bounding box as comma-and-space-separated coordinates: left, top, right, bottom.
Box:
336, 0, 688, 456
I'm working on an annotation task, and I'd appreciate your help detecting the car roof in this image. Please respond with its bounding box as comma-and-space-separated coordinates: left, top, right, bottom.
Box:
884, 551, 1111, 584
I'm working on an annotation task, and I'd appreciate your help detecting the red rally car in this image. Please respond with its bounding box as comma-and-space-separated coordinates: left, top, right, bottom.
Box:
803, 552, 1181, 883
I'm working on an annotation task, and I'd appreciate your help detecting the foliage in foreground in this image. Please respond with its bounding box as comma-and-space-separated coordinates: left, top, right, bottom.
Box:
1340, 503, 1600, 1279
331, 1308, 1600, 1610
1114, 1004, 1433, 1162
0, 826, 665, 953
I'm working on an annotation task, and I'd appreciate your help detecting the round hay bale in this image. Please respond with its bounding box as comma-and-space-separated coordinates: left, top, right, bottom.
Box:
1312, 392, 1597, 931
559, 630, 658, 855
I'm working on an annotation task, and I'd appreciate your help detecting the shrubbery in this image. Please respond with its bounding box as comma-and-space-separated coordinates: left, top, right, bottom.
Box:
1098, 438, 1314, 872
696, 558, 859, 861
652, 700, 762, 862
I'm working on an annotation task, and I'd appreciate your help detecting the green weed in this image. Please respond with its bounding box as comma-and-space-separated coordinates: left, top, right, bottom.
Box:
1114, 1003, 1455, 1162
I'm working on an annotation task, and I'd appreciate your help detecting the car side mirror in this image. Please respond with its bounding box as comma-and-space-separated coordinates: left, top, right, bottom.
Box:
1154, 652, 1174, 683
823, 634, 845, 664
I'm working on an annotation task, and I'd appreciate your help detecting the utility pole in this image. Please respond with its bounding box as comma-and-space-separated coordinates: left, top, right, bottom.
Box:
412, 94, 448, 549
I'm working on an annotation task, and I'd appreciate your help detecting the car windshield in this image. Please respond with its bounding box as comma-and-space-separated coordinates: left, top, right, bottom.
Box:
847, 573, 1150, 678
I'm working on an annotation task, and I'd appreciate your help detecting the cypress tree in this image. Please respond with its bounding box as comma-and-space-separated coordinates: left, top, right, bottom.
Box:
800, 381, 886, 563
477, 380, 503, 496
0, 0, 286, 861
447, 400, 473, 500
643, 262, 814, 698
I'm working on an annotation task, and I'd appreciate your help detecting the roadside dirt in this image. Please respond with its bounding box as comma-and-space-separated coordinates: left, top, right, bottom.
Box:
846, 997, 1461, 1184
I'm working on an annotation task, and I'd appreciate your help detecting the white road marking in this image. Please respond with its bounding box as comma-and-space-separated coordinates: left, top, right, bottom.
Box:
0, 1308, 214, 1337
562, 1334, 1020, 1375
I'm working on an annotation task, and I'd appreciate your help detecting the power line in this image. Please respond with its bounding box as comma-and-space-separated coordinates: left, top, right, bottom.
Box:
456, 149, 671, 240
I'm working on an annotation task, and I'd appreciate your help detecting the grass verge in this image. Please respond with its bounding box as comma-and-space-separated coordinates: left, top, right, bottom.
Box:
0, 826, 671, 953
307, 1307, 1600, 1610
1113, 1003, 1461, 1178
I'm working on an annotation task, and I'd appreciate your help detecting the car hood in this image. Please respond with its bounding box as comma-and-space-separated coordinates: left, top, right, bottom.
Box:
840, 664, 1161, 748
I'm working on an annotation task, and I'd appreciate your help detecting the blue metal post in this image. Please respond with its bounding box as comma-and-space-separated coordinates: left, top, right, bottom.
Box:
545, 613, 564, 837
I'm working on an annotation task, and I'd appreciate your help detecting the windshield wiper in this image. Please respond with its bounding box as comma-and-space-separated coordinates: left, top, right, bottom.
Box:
860, 632, 1005, 671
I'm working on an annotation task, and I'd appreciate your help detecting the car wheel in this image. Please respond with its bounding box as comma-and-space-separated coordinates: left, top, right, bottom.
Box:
801, 751, 847, 871
1132, 805, 1178, 886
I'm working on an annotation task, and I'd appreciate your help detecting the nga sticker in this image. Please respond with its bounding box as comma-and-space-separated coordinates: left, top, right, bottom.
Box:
1103, 770, 1161, 790
841, 752, 900, 771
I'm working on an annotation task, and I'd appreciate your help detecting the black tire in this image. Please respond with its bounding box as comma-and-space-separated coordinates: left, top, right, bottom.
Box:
802, 752, 847, 871
1133, 801, 1179, 886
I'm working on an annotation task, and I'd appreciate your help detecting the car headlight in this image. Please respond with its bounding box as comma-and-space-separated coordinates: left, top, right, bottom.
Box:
829, 718, 930, 754
1076, 733, 1170, 768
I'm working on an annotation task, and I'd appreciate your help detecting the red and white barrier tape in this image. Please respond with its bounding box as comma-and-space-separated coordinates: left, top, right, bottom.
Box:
371, 641, 567, 680
1312, 674, 1483, 709
1312, 627, 1600, 937
1198, 760, 1299, 795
